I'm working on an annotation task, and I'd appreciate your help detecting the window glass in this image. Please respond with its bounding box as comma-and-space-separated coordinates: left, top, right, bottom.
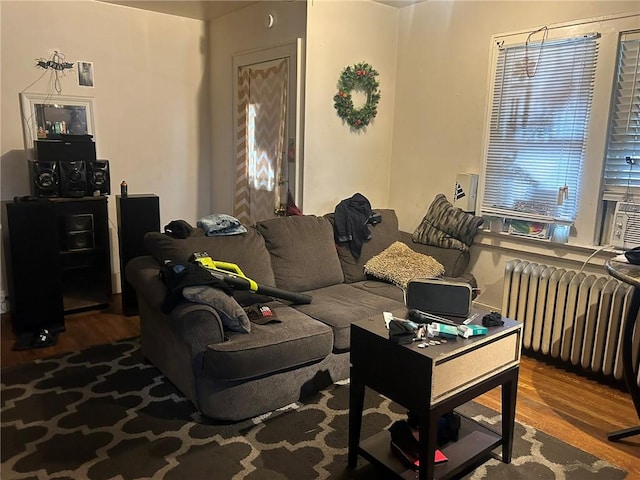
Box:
481, 34, 598, 227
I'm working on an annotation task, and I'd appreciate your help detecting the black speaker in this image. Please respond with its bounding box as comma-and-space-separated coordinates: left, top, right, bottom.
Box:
87, 160, 110, 195
3, 200, 65, 335
117, 194, 160, 315
65, 213, 94, 232
29, 160, 60, 197
66, 231, 95, 250
35, 139, 96, 162
59, 161, 87, 197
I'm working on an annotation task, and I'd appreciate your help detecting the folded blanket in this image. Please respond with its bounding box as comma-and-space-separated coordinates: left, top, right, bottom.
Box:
197, 214, 247, 236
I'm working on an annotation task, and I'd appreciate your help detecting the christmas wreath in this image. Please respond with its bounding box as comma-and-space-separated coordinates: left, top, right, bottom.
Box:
333, 62, 381, 130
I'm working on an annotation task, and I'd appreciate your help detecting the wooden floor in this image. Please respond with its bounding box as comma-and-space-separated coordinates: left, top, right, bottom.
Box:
2, 296, 639, 478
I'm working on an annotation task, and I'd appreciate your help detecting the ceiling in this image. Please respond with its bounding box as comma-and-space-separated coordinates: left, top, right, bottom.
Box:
99, 1, 424, 21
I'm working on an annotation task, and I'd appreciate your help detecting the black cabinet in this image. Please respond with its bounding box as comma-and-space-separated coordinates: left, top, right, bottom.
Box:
3, 197, 112, 335
116, 194, 160, 316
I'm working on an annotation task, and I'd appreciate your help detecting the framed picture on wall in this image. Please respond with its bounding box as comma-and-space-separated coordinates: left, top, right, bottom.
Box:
77, 61, 94, 87
19, 93, 95, 156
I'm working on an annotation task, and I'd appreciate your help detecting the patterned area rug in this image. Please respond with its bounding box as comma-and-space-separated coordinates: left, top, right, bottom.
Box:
1, 338, 627, 480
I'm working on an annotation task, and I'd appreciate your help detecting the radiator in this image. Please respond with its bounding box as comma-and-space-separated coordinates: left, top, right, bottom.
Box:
502, 259, 640, 387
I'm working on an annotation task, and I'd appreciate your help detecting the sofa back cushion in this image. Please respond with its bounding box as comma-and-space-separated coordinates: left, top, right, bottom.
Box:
327, 209, 401, 283
144, 227, 276, 286
256, 215, 344, 291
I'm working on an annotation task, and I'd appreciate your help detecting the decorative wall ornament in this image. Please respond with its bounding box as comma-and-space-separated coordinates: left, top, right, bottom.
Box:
333, 62, 381, 130
35, 51, 74, 93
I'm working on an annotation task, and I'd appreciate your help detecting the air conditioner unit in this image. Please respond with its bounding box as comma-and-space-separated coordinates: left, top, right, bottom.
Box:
610, 201, 640, 249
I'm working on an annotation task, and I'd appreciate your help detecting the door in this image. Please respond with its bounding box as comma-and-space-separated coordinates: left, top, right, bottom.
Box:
233, 41, 302, 225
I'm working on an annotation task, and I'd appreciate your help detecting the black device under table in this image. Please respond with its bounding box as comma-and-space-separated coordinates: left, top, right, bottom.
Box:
348, 309, 523, 480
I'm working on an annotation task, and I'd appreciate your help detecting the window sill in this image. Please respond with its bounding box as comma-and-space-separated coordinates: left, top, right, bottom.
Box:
474, 230, 620, 268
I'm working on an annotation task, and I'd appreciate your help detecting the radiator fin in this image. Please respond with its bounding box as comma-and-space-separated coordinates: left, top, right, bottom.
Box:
503, 259, 639, 387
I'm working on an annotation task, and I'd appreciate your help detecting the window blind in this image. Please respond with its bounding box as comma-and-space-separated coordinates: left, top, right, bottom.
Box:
481, 34, 599, 224
602, 31, 640, 201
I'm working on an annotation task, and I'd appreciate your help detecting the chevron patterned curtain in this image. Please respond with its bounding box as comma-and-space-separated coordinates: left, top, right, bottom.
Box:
234, 59, 288, 225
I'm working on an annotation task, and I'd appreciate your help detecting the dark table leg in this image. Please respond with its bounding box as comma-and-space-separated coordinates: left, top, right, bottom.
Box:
608, 286, 640, 442
501, 367, 519, 462
417, 411, 438, 480
348, 372, 366, 468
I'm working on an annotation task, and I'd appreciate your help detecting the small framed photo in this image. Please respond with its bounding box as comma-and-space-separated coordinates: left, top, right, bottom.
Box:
77, 61, 94, 87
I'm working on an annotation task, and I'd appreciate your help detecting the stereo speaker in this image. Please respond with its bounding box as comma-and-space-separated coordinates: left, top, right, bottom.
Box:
87, 160, 110, 195
35, 139, 96, 162
4, 200, 65, 334
29, 161, 60, 197
117, 194, 160, 315
59, 161, 87, 197
65, 213, 94, 232
66, 230, 95, 250
406, 278, 473, 317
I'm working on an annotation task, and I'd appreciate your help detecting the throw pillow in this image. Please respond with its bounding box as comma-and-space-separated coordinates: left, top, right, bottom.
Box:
182, 285, 251, 333
364, 241, 444, 288
412, 194, 484, 251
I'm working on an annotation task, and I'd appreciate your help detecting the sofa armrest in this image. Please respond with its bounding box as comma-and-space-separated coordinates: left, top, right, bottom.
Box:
399, 231, 470, 278
125, 256, 167, 310
126, 256, 226, 350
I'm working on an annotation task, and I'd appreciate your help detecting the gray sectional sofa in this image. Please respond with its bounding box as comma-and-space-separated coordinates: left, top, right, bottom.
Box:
125, 209, 476, 421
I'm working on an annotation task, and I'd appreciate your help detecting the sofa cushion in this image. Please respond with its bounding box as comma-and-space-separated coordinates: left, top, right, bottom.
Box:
327, 209, 401, 283
364, 241, 445, 288
144, 227, 276, 287
412, 194, 484, 252
256, 215, 344, 291
202, 303, 333, 381
349, 280, 406, 303
294, 283, 405, 351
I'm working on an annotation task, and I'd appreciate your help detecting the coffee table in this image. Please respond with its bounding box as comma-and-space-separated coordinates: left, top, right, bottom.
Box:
348, 308, 523, 480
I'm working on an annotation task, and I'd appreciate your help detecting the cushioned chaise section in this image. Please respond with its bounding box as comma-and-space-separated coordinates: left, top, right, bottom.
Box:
137, 295, 225, 407
327, 209, 401, 283
203, 303, 333, 381
196, 352, 349, 421
295, 284, 405, 351
256, 215, 344, 291
143, 227, 276, 286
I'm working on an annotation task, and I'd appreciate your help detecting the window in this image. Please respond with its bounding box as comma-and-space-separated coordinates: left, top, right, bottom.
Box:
481, 32, 598, 231
602, 31, 640, 201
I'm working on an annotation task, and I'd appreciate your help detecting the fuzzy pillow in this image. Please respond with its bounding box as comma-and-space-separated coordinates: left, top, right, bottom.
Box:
364, 241, 444, 288
412, 194, 484, 252
182, 286, 251, 333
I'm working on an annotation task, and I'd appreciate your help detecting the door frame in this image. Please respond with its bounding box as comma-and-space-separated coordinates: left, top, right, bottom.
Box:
231, 39, 304, 214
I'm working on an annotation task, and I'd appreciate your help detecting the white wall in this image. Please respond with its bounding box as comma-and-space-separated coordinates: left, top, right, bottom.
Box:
209, 1, 307, 215
304, 0, 399, 215
0, 1, 209, 292
3, 0, 638, 313
388, 1, 639, 310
